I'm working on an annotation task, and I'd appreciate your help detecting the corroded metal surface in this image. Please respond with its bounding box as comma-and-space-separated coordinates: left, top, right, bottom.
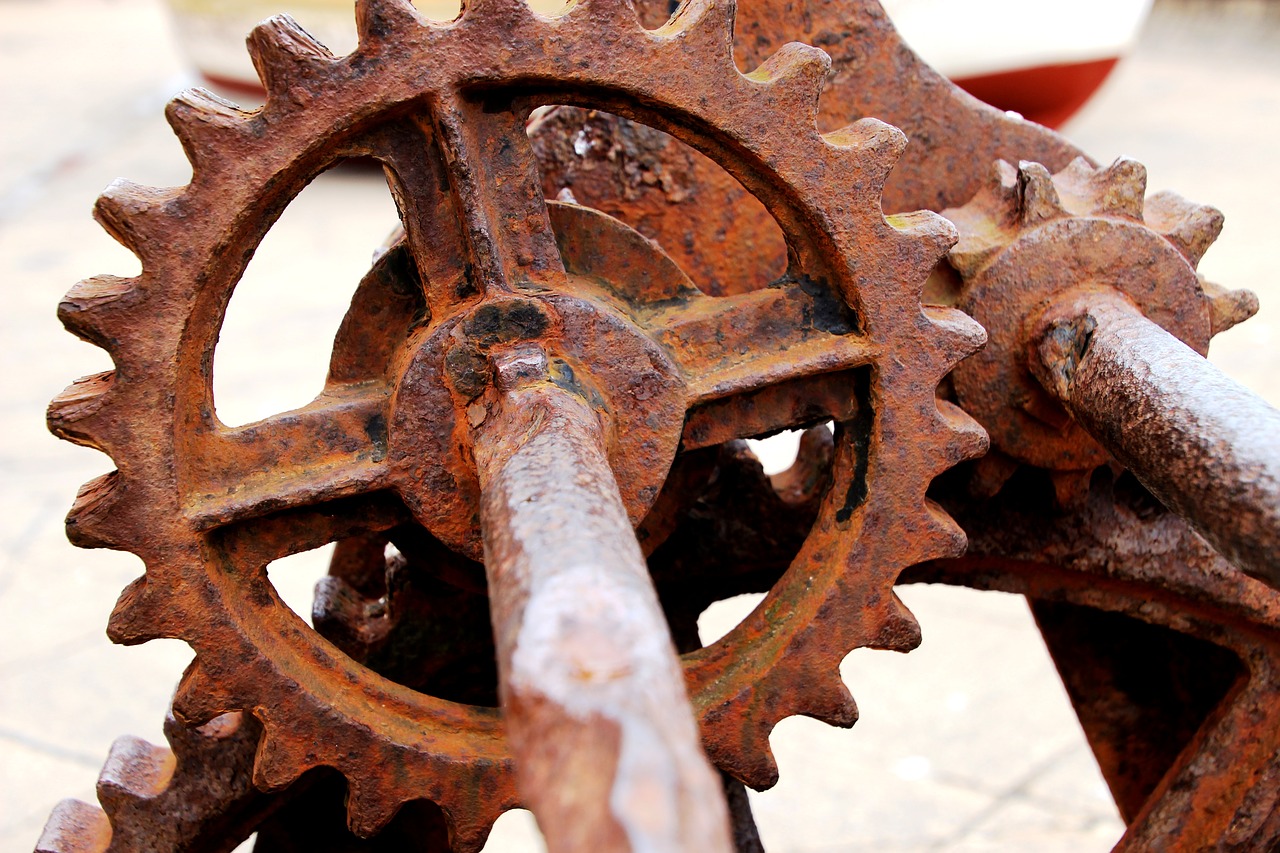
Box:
474, 346, 733, 851
529, 0, 1086, 296
37, 712, 269, 853
1030, 287, 1280, 589
918, 472, 1280, 851
937, 156, 1259, 504
44, 0, 985, 845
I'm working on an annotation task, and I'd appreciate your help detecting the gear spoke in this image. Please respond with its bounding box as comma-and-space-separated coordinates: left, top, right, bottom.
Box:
432, 93, 566, 302
368, 118, 472, 321
1117, 651, 1280, 850
189, 386, 392, 530
648, 284, 875, 406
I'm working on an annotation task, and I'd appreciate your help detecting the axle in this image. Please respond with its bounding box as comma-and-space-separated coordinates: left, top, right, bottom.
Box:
1031, 287, 1280, 589
472, 344, 734, 853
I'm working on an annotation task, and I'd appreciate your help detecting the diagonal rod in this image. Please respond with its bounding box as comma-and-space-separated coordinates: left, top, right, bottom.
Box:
472, 345, 734, 853
1031, 287, 1280, 590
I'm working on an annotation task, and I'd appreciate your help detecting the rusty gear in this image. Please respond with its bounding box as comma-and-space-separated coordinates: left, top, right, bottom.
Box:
46, 0, 986, 844
937, 157, 1258, 501
921, 471, 1280, 850
40, 452, 1280, 851
529, 0, 1090, 299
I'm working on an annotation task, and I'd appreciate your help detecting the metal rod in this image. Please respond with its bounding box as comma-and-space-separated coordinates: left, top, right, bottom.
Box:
1030, 287, 1280, 589
471, 344, 734, 853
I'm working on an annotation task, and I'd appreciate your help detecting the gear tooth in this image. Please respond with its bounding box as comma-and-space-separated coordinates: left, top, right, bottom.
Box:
252, 729, 309, 793
936, 399, 989, 464
1049, 469, 1092, 510
870, 592, 922, 651
570, 0, 644, 29
346, 776, 407, 837
661, 0, 737, 60
355, 0, 424, 43
35, 799, 112, 853
59, 275, 137, 348
748, 42, 831, 125
435, 780, 518, 853
312, 575, 383, 658
172, 660, 237, 726
887, 210, 959, 289
444, 802, 508, 853
166, 708, 250, 748
247, 15, 335, 96
1053, 156, 1145, 220
1016, 161, 1065, 225
968, 449, 1019, 498
48, 371, 116, 450
107, 576, 174, 645
992, 158, 1019, 188
946, 239, 1003, 279
942, 164, 1018, 277
920, 500, 968, 559
460, 0, 537, 25
823, 118, 907, 189
795, 674, 858, 728
922, 304, 986, 367
971, 158, 1021, 211
96, 735, 176, 809
1094, 157, 1147, 220
165, 88, 252, 170
1146, 189, 1223, 267
730, 738, 780, 791
1056, 155, 1095, 185
93, 180, 180, 258
65, 471, 127, 549
1201, 278, 1259, 336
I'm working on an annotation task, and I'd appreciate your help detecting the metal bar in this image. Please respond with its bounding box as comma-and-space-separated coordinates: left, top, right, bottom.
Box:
1030, 287, 1280, 589
471, 344, 734, 853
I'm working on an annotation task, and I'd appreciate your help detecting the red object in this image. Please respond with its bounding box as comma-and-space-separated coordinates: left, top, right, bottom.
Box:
953, 57, 1120, 129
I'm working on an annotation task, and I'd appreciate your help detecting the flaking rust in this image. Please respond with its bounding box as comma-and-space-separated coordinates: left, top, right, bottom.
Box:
37, 0, 1280, 849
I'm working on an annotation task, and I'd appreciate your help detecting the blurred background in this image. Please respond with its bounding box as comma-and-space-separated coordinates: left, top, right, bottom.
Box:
1, 0, 1277, 850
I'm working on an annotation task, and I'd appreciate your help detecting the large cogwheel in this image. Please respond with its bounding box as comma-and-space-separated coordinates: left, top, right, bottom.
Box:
47, 0, 986, 845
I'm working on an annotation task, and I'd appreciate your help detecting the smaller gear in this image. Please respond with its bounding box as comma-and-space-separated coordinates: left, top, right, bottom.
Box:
36, 711, 264, 853
939, 157, 1258, 501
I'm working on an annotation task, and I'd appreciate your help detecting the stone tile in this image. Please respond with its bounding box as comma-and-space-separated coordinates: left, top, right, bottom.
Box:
838, 585, 1093, 802
0, 739, 101, 852
945, 798, 1123, 853
702, 585, 1120, 850
0, 637, 192, 761
1024, 743, 1124, 823
749, 713, 998, 851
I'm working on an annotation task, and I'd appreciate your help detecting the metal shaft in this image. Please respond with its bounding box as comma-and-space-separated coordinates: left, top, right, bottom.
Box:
1031, 288, 1280, 589
471, 345, 734, 853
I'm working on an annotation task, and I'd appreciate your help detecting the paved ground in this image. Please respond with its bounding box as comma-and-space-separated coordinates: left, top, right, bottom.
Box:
1, 0, 1276, 850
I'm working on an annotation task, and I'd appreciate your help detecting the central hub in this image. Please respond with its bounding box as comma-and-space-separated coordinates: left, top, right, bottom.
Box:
387, 285, 688, 563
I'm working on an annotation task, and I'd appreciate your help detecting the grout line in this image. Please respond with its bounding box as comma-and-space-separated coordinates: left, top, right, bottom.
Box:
0, 723, 104, 770
924, 741, 1081, 850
